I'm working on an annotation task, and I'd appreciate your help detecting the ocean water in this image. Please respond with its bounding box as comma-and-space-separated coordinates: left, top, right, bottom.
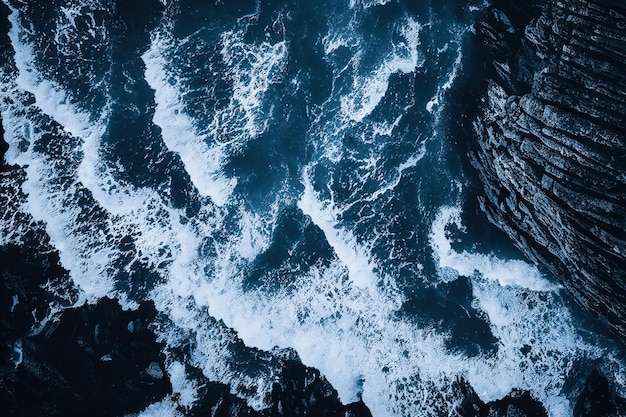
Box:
0, 0, 624, 416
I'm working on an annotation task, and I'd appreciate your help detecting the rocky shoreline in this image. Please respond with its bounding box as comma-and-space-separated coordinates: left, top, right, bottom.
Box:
466, 0, 626, 341
1, 0, 626, 415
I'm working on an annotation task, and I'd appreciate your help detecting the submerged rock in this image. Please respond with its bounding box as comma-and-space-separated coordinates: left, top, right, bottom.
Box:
574, 369, 626, 417
467, 0, 626, 339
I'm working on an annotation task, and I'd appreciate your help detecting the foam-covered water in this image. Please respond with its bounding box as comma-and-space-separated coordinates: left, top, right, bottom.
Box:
1, 1, 624, 416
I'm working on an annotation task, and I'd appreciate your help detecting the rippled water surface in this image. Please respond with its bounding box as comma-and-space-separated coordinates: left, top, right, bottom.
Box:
0, 1, 624, 416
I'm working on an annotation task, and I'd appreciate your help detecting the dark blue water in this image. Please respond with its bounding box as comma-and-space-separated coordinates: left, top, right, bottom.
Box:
0, 0, 624, 415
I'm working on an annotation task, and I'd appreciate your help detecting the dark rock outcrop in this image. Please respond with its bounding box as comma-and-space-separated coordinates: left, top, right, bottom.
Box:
456, 381, 548, 417
265, 352, 372, 417
481, 390, 548, 417
467, 0, 626, 338
1, 293, 172, 417
0, 114, 7, 169
0, 243, 372, 417
186, 351, 373, 417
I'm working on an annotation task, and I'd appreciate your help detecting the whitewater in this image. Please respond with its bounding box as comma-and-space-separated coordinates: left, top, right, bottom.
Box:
0, 1, 624, 416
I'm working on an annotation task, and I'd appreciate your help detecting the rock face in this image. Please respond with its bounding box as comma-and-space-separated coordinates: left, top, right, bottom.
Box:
468, 0, 626, 338
1, 297, 173, 417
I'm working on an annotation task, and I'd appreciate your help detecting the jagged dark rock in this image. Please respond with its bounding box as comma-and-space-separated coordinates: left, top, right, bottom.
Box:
0, 114, 8, 170
0, 229, 77, 374
264, 353, 373, 417
179, 347, 373, 417
466, 0, 626, 339
481, 390, 548, 417
0, 296, 172, 417
455, 380, 548, 417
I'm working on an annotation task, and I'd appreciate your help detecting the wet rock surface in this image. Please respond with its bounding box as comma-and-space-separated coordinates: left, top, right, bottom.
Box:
466, 0, 626, 339
1, 129, 373, 416
2, 0, 626, 415
456, 382, 548, 417
1, 298, 172, 417
0, 197, 171, 415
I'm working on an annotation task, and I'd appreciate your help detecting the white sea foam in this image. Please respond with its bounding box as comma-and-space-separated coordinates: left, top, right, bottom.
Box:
135, 397, 183, 417
309, 13, 429, 224
360, 144, 427, 204
0, 157, 33, 246
322, 32, 351, 55
349, 0, 393, 9
340, 17, 422, 122
2, 3, 624, 417
3, 3, 206, 308
465, 278, 586, 416
142, 15, 286, 206
430, 206, 560, 291
426, 31, 465, 114
54, 1, 108, 58
297, 167, 379, 291
211, 206, 598, 417
191, 212, 590, 416
192, 253, 462, 416
219, 30, 287, 139
430, 206, 595, 416
168, 361, 198, 408
2, 5, 116, 301
146, 206, 281, 409
11, 339, 23, 367
142, 32, 236, 206
173, 195, 596, 417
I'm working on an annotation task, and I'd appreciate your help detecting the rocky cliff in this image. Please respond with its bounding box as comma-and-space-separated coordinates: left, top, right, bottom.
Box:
468, 0, 626, 339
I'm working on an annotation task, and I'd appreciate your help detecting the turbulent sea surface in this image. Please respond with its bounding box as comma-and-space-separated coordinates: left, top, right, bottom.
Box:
0, 0, 625, 416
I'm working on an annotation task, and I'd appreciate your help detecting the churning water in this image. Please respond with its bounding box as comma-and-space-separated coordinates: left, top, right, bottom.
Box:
0, 1, 624, 416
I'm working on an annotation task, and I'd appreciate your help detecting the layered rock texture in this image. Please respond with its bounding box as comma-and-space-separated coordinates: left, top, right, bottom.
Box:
469, 0, 626, 338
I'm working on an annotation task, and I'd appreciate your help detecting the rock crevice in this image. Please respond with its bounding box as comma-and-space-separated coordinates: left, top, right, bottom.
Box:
469, 0, 626, 338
